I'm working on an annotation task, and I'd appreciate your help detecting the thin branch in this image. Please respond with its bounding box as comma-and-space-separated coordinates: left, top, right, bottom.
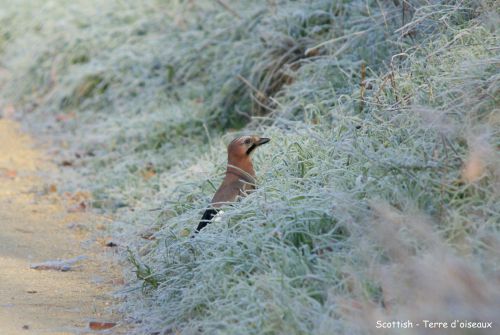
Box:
214, 0, 242, 19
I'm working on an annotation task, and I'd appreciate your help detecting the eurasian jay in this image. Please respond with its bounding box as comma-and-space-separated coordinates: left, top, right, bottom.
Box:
194, 135, 270, 233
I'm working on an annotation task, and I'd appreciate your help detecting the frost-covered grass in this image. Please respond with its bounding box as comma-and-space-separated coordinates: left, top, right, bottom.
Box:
1, 0, 499, 334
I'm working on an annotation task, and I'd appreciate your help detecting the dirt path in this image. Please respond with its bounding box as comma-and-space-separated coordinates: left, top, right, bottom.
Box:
0, 119, 123, 334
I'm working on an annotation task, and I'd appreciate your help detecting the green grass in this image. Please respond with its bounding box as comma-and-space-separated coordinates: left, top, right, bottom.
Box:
1, 0, 499, 334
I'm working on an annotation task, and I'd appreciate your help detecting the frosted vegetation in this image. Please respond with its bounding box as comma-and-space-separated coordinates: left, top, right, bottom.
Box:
0, 0, 498, 334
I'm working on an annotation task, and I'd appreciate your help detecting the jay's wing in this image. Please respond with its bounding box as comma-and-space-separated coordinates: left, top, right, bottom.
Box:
194, 207, 220, 233
194, 176, 249, 235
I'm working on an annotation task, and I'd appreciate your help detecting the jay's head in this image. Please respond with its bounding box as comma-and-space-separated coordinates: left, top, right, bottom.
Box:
227, 135, 270, 161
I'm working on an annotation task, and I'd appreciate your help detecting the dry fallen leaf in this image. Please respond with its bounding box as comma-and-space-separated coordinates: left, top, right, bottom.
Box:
109, 278, 125, 285
30, 256, 87, 272
89, 322, 116, 330
0, 168, 17, 179
67, 201, 87, 213
462, 136, 493, 183
55, 112, 76, 122
141, 169, 156, 180
65, 191, 92, 212
140, 163, 156, 180
462, 151, 485, 183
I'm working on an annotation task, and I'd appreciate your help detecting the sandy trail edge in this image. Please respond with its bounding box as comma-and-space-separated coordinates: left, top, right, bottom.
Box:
0, 119, 124, 335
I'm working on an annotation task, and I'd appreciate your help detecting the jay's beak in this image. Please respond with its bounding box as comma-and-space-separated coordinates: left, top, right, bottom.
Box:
256, 137, 271, 146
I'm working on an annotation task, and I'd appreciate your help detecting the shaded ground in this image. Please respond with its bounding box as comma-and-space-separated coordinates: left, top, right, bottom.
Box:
0, 119, 124, 334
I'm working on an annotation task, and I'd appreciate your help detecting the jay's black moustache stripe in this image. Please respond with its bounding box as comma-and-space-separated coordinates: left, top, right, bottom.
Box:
246, 143, 257, 155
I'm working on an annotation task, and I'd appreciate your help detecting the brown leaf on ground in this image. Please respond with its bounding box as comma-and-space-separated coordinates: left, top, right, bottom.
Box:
65, 191, 92, 212
89, 321, 117, 330
140, 163, 157, 180
30, 256, 87, 272
0, 168, 17, 179
60, 160, 73, 167
462, 150, 485, 183
110, 278, 125, 285
55, 112, 76, 122
67, 201, 87, 213
462, 136, 494, 183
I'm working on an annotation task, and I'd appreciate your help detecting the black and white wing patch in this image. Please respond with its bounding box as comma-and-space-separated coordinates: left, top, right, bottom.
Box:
194, 207, 225, 234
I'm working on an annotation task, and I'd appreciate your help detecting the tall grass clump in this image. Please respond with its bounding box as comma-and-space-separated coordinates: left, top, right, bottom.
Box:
0, 0, 499, 334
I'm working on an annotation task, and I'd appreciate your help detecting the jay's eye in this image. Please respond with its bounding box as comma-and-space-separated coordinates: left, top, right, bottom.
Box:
244, 138, 252, 145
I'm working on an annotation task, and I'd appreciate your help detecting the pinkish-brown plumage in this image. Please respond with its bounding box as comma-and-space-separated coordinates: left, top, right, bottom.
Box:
195, 135, 270, 233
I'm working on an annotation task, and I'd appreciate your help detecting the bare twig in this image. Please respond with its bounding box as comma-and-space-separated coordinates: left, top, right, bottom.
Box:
214, 0, 242, 19
304, 30, 369, 57
236, 75, 275, 113
359, 62, 366, 113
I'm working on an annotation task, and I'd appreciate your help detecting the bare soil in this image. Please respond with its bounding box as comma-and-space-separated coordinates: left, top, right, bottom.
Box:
0, 119, 124, 334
